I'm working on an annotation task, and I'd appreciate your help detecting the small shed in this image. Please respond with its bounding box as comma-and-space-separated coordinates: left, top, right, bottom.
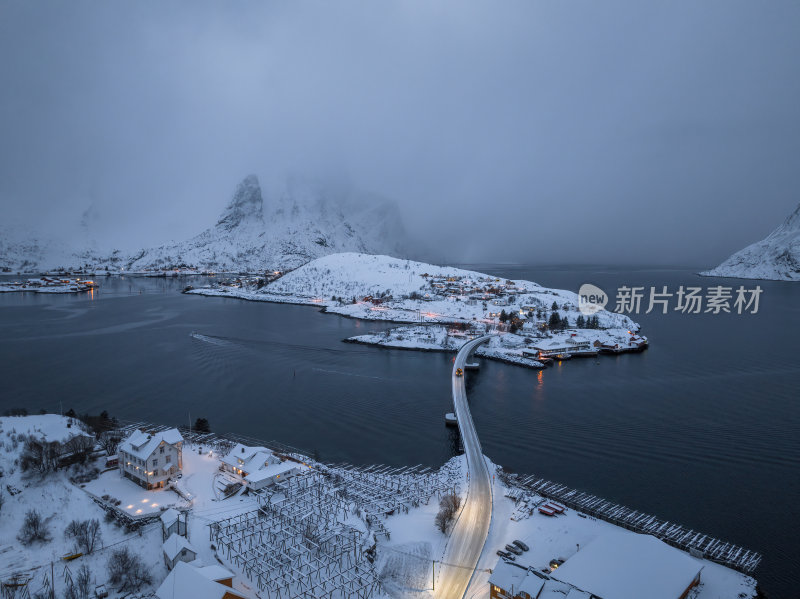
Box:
163, 533, 197, 570
160, 508, 186, 540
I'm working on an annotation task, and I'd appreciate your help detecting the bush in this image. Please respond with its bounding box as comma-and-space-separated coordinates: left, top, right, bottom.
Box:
107, 547, 151, 592
18, 509, 51, 545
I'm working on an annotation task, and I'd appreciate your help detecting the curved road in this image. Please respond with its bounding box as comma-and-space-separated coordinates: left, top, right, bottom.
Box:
437, 334, 494, 598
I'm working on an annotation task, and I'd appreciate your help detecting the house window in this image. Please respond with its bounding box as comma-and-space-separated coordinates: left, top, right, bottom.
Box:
160, 447, 164, 454
165, 455, 171, 464
152, 458, 158, 467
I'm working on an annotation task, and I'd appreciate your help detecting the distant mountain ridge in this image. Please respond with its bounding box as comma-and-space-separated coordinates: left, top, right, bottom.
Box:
702, 203, 800, 281
0, 175, 409, 273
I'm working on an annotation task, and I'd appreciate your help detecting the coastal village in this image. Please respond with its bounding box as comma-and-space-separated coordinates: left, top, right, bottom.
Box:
0, 277, 100, 294
0, 414, 758, 599
189, 253, 648, 370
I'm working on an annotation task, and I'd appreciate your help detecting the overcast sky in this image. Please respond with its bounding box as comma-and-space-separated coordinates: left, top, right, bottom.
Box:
1, 1, 798, 266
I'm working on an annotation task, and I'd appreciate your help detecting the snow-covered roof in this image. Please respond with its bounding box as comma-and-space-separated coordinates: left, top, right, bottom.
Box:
162, 533, 196, 561
195, 564, 234, 582
532, 339, 570, 350
119, 428, 183, 460
244, 460, 298, 483
156, 562, 246, 599
220, 443, 277, 473
160, 508, 180, 527
488, 561, 528, 593
551, 532, 703, 599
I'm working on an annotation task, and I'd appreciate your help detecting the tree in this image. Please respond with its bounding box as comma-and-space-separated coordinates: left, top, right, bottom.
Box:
551, 301, 559, 311
98, 431, 122, 457
64, 565, 91, 599
548, 312, 561, 330
64, 435, 94, 464
107, 547, 152, 592
65, 519, 102, 554
19, 437, 61, 475
435, 492, 462, 533
576, 314, 586, 328
560, 314, 570, 330
18, 509, 51, 545
193, 418, 211, 433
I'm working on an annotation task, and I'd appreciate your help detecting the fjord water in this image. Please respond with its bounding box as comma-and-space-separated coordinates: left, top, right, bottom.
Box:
0, 267, 797, 596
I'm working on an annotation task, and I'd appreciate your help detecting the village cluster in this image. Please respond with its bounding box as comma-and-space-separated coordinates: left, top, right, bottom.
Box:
0, 414, 759, 599
0, 276, 100, 294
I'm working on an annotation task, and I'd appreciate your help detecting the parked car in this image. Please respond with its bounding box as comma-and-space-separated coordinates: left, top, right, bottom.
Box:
496, 550, 510, 559
512, 540, 529, 552
505, 544, 523, 555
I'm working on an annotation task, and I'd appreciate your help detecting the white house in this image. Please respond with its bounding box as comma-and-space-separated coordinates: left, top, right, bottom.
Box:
565, 335, 591, 351
220, 443, 300, 490
162, 533, 197, 570
119, 428, 183, 490
530, 340, 573, 357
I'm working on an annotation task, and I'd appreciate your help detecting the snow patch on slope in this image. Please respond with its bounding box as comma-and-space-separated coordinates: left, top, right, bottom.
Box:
702, 203, 800, 281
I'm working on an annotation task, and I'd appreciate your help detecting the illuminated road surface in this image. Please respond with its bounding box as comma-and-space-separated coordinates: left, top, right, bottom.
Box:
436, 335, 494, 599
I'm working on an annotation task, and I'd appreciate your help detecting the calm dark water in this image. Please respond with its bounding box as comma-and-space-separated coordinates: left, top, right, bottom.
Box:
0, 267, 797, 596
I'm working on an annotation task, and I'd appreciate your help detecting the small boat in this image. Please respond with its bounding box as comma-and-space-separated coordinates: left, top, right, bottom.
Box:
555, 353, 572, 360
538, 506, 556, 516
445, 413, 458, 427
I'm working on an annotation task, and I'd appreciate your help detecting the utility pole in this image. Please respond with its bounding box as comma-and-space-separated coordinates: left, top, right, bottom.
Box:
51, 560, 55, 599
432, 560, 435, 591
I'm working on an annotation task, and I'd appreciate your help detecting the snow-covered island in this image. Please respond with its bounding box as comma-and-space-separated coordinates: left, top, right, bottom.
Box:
0, 414, 758, 599
702, 202, 800, 281
188, 252, 648, 369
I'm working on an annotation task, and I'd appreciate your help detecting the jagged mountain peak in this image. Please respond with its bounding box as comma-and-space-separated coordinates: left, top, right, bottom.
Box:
216, 174, 263, 231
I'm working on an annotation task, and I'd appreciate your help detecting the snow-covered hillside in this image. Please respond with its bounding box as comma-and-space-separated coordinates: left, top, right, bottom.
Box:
191, 252, 638, 332
702, 203, 800, 281
263, 252, 540, 299
0, 176, 409, 273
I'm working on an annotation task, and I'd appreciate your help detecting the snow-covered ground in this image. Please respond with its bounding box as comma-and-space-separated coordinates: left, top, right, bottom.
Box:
377, 458, 757, 599
0, 415, 167, 598
0, 416, 755, 599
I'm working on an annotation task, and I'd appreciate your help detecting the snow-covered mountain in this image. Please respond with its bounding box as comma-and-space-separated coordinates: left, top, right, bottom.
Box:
0, 223, 71, 273
702, 203, 800, 281
0, 175, 409, 272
